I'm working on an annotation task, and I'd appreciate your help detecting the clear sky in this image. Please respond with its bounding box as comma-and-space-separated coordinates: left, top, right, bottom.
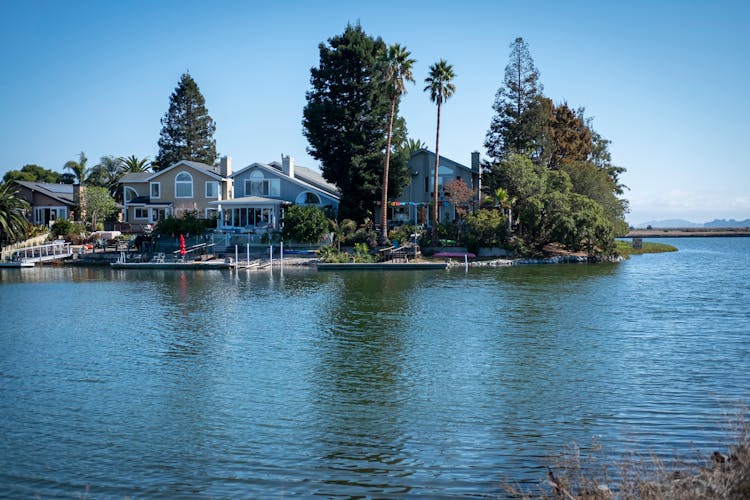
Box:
1, 0, 747, 225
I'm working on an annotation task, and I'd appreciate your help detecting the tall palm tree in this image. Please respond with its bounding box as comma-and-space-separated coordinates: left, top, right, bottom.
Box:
63, 151, 89, 185
0, 182, 30, 246
424, 60, 456, 245
378, 44, 415, 244
120, 155, 152, 173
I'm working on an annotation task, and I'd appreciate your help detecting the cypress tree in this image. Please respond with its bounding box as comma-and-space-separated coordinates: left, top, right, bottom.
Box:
155, 73, 217, 171
303, 24, 409, 223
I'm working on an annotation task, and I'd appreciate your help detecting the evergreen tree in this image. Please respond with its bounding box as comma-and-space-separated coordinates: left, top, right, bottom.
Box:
547, 103, 592, 170
485, 37, 544, 162
303, 24, 410, 223
155, 73, 217, 171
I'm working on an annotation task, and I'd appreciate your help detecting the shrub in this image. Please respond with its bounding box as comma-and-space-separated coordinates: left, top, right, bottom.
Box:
388, 224, 422, 247
153, 210, 208, 237
283, 205, 328, 244
464, 209, 508, 254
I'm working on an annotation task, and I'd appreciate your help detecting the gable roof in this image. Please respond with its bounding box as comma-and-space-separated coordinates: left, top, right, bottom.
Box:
120, 172, 151, 183
410, 149, 476, 173
145, 160, 225, 182
233, 161, 340, 199
13, 181, 76, 206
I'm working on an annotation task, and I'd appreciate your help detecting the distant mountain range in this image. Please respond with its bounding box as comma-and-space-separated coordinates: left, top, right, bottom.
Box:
636, 219, 750, 228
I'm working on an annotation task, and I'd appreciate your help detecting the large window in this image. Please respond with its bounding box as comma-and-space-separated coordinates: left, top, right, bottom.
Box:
124, 186, 139, 202
175, 172, 193, 198
205, 181, 218, 198
244, 170, 280, 197
428, 165, 455, 194
134, 208, 149, 220
150, 182, 160, 199
295, 191, 320, 205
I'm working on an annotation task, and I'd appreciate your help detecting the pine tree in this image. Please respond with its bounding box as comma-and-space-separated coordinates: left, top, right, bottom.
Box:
155, 73, 217, 171
303, 24, 410, 223
485, 37, 544, 163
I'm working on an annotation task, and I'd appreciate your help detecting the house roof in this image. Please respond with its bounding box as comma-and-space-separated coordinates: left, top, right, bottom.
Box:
233, 161, 340, 199
209, 196, 288, 206
120, 172, 151, 183
144, 160, 226, 182
14, 181, 76, 206
410, 149, 476, 173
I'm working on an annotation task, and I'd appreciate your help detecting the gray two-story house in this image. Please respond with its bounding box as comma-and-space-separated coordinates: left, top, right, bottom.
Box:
213, 155, 340, 232
383, 149, 481, 226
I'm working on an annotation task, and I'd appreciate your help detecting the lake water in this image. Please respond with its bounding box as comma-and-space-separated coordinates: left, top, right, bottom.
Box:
1, 237, 748, 497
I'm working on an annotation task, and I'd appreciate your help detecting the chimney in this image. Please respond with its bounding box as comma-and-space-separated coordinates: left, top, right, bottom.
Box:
471, 151, 480, 172
282, 154, 295, 179
220, 155, 232, 177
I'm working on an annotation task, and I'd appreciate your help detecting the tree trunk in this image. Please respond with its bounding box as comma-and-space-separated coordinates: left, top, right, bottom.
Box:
381, 96, 397, 245
432, 102, 442, 246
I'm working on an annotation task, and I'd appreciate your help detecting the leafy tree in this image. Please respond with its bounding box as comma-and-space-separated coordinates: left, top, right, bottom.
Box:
548, 103, 592, 170
485, 37, 544, 162
63, 152, 89, 184
3, 164, 62, 184
83, 186, 117, 230
303, 24, 409, 223
283, 205, 328, 244
443, 178, 474, 218
561, 160, 628, 236
378, 43, 415, 243
120, 155, 152, 173
464, 208, 508, 253
0, 181, 30, 245
155, 73, 217, 171
424, 59, 456, 244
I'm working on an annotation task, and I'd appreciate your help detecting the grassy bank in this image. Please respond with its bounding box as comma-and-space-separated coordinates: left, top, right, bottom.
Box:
616, 240, 678, 257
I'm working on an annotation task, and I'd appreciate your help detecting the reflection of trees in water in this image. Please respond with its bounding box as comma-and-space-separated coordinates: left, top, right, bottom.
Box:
310, 271, 430, 494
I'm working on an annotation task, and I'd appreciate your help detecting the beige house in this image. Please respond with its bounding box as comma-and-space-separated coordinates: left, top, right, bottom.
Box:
121, 157, 233, 231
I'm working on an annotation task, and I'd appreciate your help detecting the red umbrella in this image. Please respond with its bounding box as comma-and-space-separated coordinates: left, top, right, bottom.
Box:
179, 234, 186, 256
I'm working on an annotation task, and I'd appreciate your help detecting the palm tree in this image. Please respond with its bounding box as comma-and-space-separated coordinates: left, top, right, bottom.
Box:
424, 60, 456, 245
378, 44, 415, 244
0, 182, 30, 246
87, 156, 123, 199
494, 187, 516, 231
120, 155, 152, 173
405, 137, 428, 156
63, 151, 89, 185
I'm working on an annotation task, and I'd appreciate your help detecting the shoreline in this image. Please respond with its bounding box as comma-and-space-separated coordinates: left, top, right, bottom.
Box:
626, 228, 750, 238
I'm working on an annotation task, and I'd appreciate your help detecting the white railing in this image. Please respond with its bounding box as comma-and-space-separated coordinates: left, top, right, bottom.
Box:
0, 233, 51, 261
8, 241, 73, 263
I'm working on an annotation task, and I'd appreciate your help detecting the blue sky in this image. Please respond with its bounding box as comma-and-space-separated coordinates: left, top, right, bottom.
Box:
1, 0, 747, 225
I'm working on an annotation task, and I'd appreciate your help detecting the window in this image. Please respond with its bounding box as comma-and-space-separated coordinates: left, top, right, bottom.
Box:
134, 208, 149, 220
175, 172, 193, 198
205, 181, 218, 198
295, 191, 320, 205
428, 165, 455, 194
150, 182, 160, 199
244, 170, 280, 197
124, 186, 138, 202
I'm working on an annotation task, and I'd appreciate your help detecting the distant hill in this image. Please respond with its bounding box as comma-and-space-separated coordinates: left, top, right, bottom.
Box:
636, 219, 701, 228
703, 219, 750, 228
636, 218, 750, 228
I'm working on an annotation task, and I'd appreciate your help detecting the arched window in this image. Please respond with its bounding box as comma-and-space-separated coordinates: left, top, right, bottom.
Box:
295, 191, 320, 205
245, 169, 280, 197
124, 186, 138, 202
175, 172, 193, 198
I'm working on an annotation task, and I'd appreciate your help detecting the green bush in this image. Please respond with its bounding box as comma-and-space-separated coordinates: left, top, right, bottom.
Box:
464, 209, 508, 254
316, 245, 349, 263
388, 224, 422, 247
153, 210, 209, 237
51, 218, 87, 242
283, 205, 328, 244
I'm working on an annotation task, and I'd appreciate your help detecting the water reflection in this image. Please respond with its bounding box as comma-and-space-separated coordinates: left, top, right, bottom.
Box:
311, 271, 433, 495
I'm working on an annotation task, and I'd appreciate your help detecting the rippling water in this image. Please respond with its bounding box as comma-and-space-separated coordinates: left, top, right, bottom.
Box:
1, 237, 748, 497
